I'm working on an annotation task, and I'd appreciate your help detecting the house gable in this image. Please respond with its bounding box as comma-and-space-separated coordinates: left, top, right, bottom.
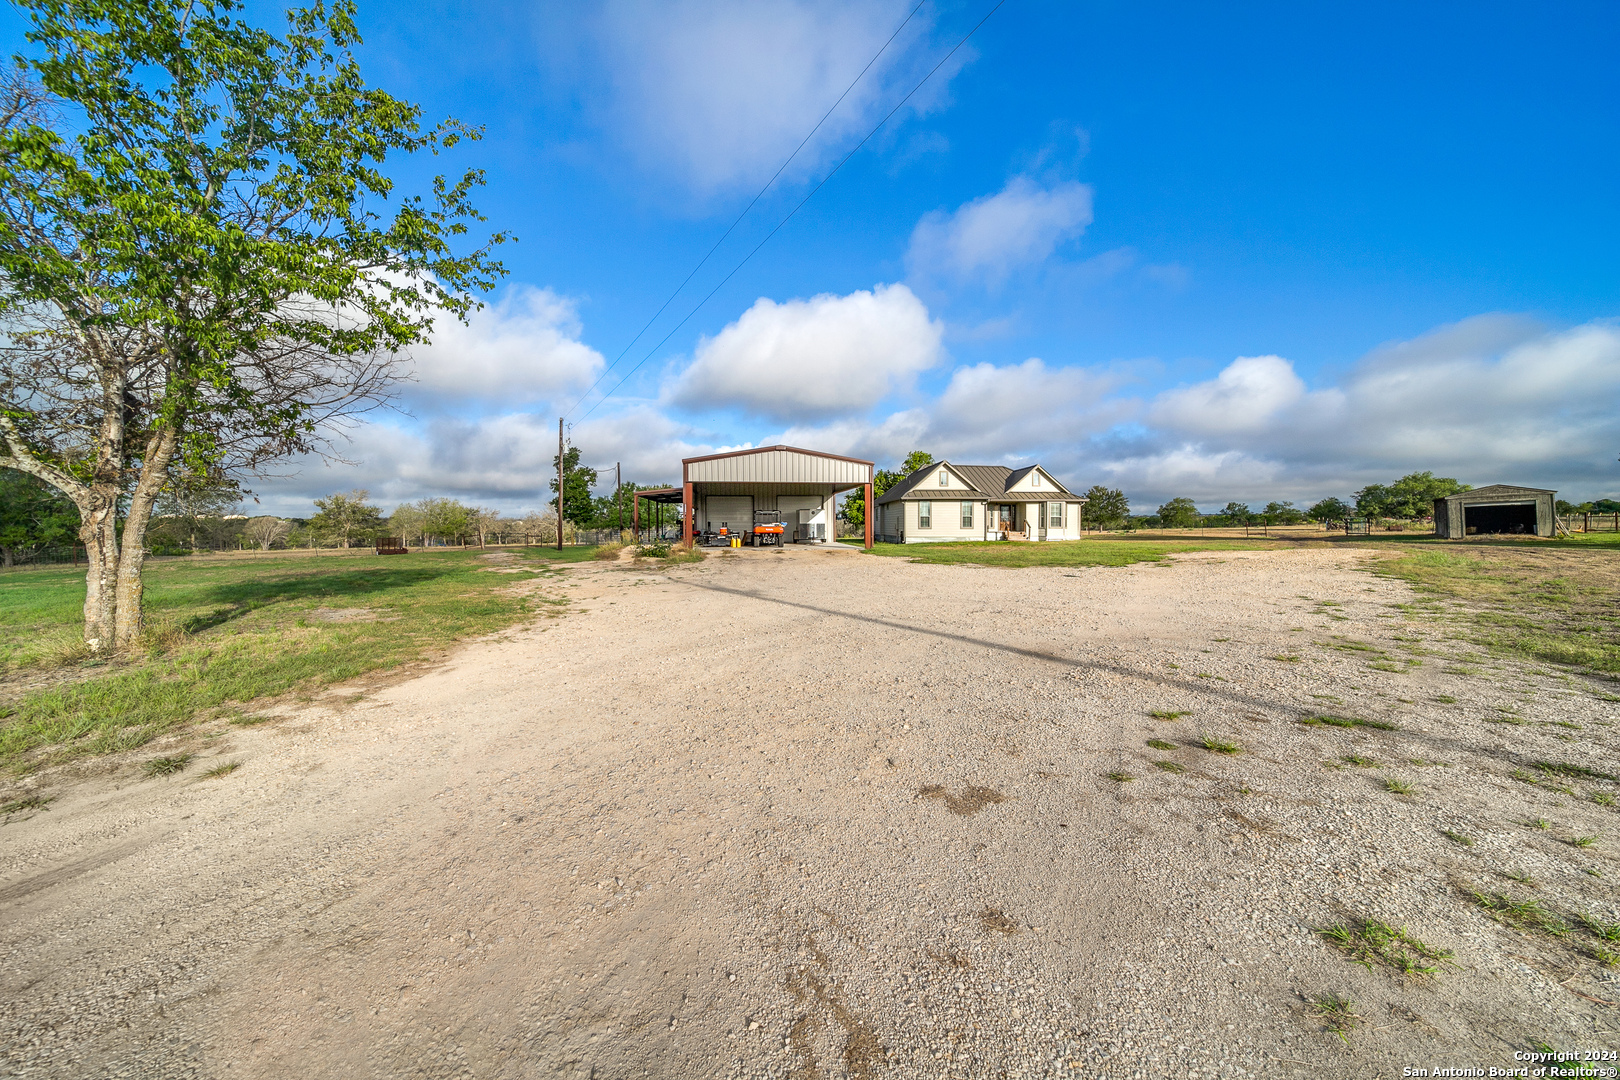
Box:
1006, 466, 1072, 496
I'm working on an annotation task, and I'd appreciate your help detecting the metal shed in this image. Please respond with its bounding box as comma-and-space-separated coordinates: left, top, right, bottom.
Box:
632, 445, 875, 548
1433, 484, 1556, 538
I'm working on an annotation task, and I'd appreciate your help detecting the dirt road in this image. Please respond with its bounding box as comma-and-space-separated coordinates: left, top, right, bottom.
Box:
2, 546, 1615, 1079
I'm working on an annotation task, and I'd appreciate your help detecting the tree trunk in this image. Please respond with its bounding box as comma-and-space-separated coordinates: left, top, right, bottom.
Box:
112, 428, 179, 650
79, 497, 120, 654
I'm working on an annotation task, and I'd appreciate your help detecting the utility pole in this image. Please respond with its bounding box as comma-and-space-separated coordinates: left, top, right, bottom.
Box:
556, 417, 565, 552
615, 461, 622, 537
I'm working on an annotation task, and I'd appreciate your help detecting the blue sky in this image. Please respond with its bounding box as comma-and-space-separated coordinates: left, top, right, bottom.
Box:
15, 1, 1620, 514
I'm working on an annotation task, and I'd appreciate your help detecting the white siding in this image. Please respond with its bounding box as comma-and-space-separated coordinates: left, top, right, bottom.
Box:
902, 499, 985, 543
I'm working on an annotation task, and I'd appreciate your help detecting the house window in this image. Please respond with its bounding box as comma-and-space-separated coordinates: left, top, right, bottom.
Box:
938, 470, 949, 485
960, 501, 974, 528
1033, 472, 1041, 486
1049, 502, 1064, 527
918, 501, 931, 529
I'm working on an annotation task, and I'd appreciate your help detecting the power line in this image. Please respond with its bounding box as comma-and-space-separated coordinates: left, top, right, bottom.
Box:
575, 0, 1007, 424
564, 0, 931, 420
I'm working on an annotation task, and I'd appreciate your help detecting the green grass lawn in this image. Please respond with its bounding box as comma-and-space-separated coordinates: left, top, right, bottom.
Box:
859, 536, 1290, 568
0, 546, 592, 771
1362, 533, 1620, 675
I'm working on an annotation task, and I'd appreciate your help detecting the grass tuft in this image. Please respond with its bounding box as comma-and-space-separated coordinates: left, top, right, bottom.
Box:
1152, 760, 1184, 773
1149, 710, 1189, 721
1441, 829, 1473, 847
1341, 755, 1378, 767
202, 760, 241, 779
1146, 739, 1177, 750
1568, 835, 1599, 849
1199, 733, 1241, 754
1316, 919, 1454, 977
1385, 777, 1416, 795
1, 794, 53, 820
1311, 992, 1360, 1043
1471, 891, 1569, 935
1107, 771, 1135, 782
1299, 714, 1398, 731
142, 753, 193, 777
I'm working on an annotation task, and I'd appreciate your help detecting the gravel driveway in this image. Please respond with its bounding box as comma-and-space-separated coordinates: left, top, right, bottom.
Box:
2, 545, 1616, 1079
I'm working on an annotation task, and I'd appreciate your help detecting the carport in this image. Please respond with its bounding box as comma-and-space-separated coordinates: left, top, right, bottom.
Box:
632, 445, 875, 549
1433, 484, 1556, 538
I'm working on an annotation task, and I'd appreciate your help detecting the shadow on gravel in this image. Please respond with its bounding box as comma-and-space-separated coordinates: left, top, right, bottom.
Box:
677, 579, 1575, 781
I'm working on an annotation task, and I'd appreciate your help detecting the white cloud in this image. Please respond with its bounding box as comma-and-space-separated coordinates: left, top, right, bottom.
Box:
670, 283, 944, 421
907, 176, 1093, 285
1149, 355, 1308, 435
405, 285, 604, 407
570, 0, 955, 193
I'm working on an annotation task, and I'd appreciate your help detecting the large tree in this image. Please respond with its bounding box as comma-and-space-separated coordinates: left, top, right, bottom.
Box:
549, 446, 596, 525
1081, 485, 1129, 530
0, 1, 505, 653
1157, 497, 1201, 528
1355, 472, 1468, 519
310, 489, 382, 548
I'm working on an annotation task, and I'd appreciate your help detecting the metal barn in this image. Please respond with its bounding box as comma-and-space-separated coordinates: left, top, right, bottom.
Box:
1433, 484, 1556, 538
632, 445, 875, 548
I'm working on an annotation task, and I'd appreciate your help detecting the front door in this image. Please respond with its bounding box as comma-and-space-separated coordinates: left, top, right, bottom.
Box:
997, 504, 1014, 533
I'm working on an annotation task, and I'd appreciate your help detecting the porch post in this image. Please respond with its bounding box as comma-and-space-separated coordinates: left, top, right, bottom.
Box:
864, 483, 874, 549
683, 482, 695, 544
631, 492, 640, 537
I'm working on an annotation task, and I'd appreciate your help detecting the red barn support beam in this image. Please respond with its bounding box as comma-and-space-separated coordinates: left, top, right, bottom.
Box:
864, 482, 873, 550
683, 481, 695, 544
632, 492, 640, 537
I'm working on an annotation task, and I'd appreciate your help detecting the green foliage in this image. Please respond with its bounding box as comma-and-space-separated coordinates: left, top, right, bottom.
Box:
1081, 485, 1129, 529
1219, 502, 1252, 525
1261, 500, 1306, 524
309, 490, 384, 548
901, 450, 935, 474
1355, 472, 1469, 519
1307, 496, 1351, 522
1156, 497, 1201, 528
548, 447, 597, 524
0, 467, 79, 563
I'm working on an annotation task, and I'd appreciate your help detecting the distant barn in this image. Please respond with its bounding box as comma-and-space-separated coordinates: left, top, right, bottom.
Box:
1433, 485, 1555, 538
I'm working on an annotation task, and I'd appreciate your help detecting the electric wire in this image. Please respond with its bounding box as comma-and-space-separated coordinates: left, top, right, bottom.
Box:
563, 0, 931, 420
574, 0, 1007, 424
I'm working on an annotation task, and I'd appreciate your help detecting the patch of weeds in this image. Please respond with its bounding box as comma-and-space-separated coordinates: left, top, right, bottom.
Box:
1526, 817, 1551, 830
1434, 695, 1458, 704
1536, 761, 1620, 784
1147, 739, 1177, 750
1316, 919, 1455, 977
1471, 892, 1569, 935
1194, 672, 1214, 679
1, 794, 53, 821
1270, 654, 1302, 663
1311, 992, 1360, 1043
1590, 792, 1616, 807
1153, 760, 1184, 773
202, 760, 241, 779
1440, 829, 1473, 847
1486, 715, 1529, 726
228, 714, 272, 727
1385, 777, 1416, 795
1299, 714, 1398, 731
1580, 915, 1620, 942
142, 753, 193, 777
1510, 769, 1540, 785
1149, 710, 1189, 721
1568, 835, 1599, 848
1596, 945, 1619, 967
1165, 662, 1180, 670
1199, 733, 1241, 755
1502, 870, 1537, 887
1584, 867, 1605, 878
1341, 755, 1378, 767
1107, 771, 1135, 782
1368, 660, 1403, 672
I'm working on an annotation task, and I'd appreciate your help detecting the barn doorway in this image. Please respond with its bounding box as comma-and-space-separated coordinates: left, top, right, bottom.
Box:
1464, 502, 1536, 535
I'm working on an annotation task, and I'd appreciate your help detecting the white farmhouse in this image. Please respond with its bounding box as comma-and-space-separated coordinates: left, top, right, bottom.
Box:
873, 461, 1086, 544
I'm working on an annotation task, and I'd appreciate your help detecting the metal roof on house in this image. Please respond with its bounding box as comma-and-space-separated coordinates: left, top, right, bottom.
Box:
876, 461, 1082, 505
